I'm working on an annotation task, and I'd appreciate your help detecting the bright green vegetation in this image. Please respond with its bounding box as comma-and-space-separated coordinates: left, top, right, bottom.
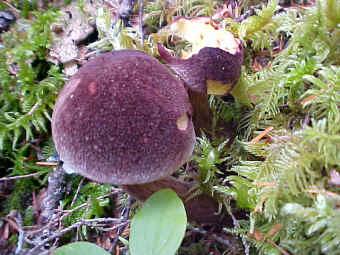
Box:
196, 1, 340, 254
0, 7, 64, 212
130, 189, 187, 255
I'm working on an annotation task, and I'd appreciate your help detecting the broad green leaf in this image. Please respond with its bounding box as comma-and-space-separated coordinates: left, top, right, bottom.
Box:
129, 189, 187, 255
54, 241, 110, 255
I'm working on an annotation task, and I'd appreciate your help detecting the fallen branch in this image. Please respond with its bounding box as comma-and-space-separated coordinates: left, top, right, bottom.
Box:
26, 188, 122, 236
0, 172, 41, 182
187, 225, 233, 247
26, 218, 130, 255
38, 165, 66, 225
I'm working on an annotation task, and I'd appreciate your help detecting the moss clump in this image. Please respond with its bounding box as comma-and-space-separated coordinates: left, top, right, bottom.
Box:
0, 8, 63, 212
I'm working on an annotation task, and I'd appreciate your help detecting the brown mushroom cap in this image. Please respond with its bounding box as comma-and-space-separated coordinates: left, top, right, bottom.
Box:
52, 50, 195, 185
158, 44, 243, 93
156, 17, 243, 95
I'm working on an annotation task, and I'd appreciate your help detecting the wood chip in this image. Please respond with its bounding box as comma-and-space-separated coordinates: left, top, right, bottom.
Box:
251, 126, 274, 143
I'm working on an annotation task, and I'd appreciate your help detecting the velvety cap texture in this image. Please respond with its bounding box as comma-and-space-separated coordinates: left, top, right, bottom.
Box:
158, 43, 243, 93
52, 50, 195, 185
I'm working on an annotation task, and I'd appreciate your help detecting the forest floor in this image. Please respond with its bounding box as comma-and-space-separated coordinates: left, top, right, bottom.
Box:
0, 0, 339, 254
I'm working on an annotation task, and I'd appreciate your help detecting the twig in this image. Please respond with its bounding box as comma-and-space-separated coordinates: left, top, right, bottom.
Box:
266, 239, 291, 255
138, 0, 144, 46
104, 0, 118, 9
301, 114, 311, 127
59, 189, 122, 220
83, 217, 129, 224
187, 225, 233, 247
109, 197, 131, 253
0, 172, 41, 182
119, 247, 129, 254
300, 94, 318, 105
35, 162, 59, 166
26, 189, 122, 236
38, 165, 66, 225
25, 166, 66, 254
2, 0, 20, 17
76, 200, 91, 240
253, 181, 277, 187
235, 4, 262, 23
305, 187, 340, 198
251, 126, 274, 143
249, 228, 290, 255
27, 218, 129, 255
15, 212, 25, 255
224, 200, 250, 255
118, 0, 137, 25
70, 177, 85, 207
28, 99, 42, 115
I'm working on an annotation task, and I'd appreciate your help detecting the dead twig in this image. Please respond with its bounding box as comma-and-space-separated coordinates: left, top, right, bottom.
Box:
235, 4, 262, 23
26, 188, 122, 236
26, 218, 129, 255
109, 197, 131, 253
138, 0, 144, 46
59, 189, 122, 220
251, 126, 274, 143
0, 172, 41, 182
187, 225, 233, 247
38, 165, 66, 225
224, 199, 250, 255
35, 162, 59, 166
15, 213, 25, 255
70, 177, 85, 207
2, 0, 20, 18
118, 0, 137, 25
28, 99, 42, 115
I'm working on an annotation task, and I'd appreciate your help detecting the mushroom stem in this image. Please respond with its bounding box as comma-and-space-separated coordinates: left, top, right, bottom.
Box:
122, 176, 224, 225
188, 89, 212, 135
157, 42, 243, 135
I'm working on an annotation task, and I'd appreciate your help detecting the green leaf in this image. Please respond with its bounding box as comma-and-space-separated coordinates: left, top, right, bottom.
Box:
54, 241, 110, 255
129, 189, 187, 255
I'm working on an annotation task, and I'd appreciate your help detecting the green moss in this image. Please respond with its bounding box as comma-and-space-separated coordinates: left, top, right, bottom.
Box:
0, 9, 63, 150
0, 7, 63, 213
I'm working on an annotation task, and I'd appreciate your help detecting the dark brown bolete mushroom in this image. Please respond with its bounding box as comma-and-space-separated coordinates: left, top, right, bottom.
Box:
52, 49, 223, 224
157, 43, 243, 94
157, 17, 243, 133
52, 50, 194, 185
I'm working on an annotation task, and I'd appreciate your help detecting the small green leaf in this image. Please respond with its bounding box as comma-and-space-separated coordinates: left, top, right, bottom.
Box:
54, 241, 110, 255
129, 189, 187, 255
